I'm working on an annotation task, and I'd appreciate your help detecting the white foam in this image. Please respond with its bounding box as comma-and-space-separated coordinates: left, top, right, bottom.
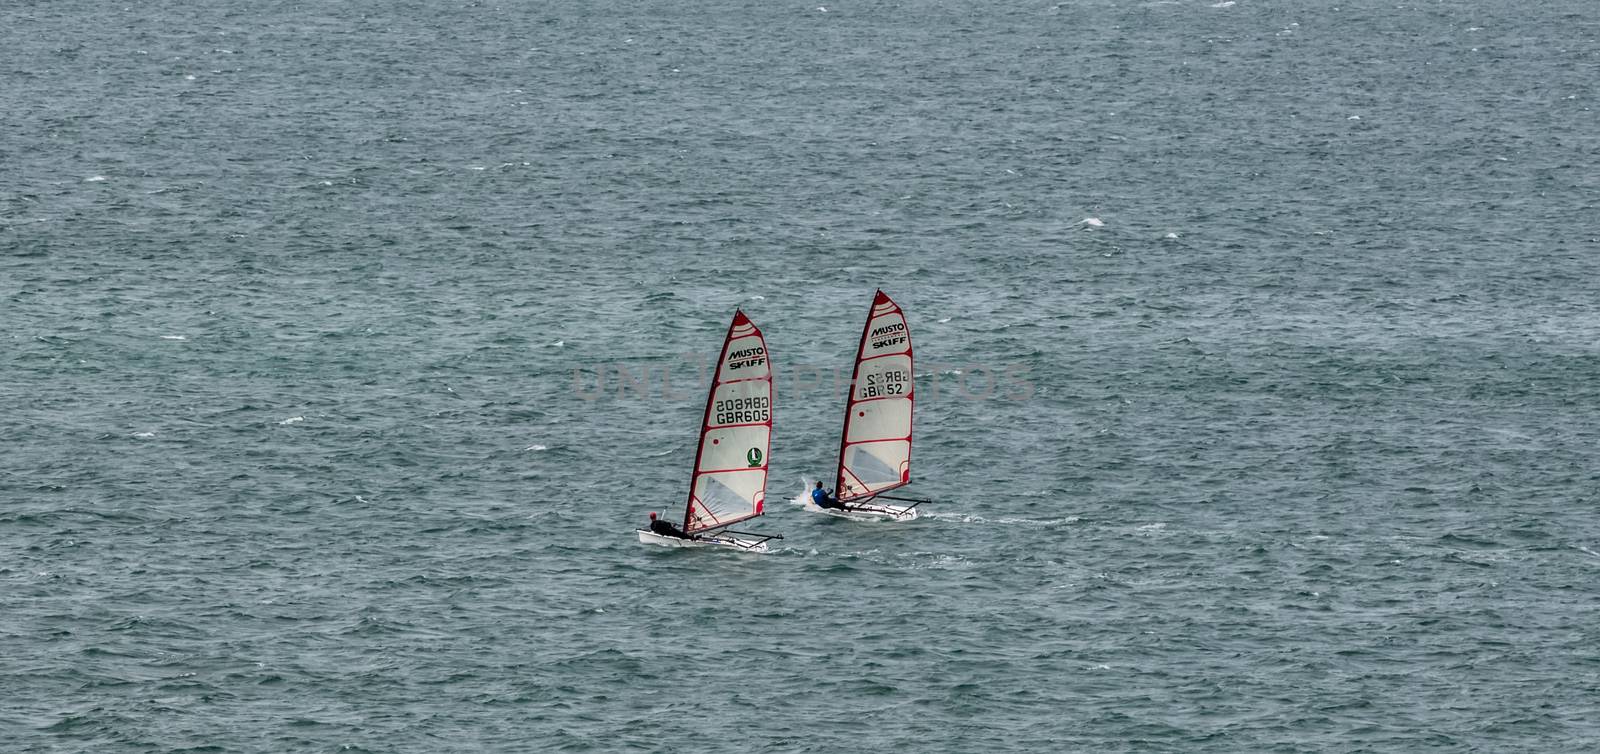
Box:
898, 552, 969, 570
1210, 1, 1235, 7
790, 483, 814, 508
160, 335, 187, 340
85, 175, 107, 182
132, 432, 155, 438
927, 511, 986, 523
550, 339, 564, 347
937, 317, 952, 323
998, 516, 1079, 526
279, 416, 304, 425
1080, 217, 1104, 227
525, 444, 548, 451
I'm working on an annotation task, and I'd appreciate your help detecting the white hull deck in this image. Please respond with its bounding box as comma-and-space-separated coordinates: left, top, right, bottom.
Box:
636, 528, 773, 553
801, 497, 920, 522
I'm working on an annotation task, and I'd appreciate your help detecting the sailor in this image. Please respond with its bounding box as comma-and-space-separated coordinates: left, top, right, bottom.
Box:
812, 481, 849, 510
647, 512, 693, 539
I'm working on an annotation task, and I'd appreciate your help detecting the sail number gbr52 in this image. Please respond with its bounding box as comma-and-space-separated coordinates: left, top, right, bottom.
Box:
858, 369, 910, 400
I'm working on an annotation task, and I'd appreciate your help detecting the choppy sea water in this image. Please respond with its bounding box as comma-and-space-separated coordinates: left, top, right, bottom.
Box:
4, 0, 1599, 750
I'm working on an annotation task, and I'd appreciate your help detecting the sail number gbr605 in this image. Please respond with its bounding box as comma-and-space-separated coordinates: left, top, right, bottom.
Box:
714, 396, 770, 425
859, 370, 910, 399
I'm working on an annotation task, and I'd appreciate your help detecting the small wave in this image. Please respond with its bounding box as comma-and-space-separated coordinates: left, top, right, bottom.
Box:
160, 335, 187, 341
278, 416, 304, 425
924, 511, 1076, 527
132, 431, 155, 438
85, 175, 107, 182
1438, 532, 1501, 549
937, 317, 952, 323
1444, 551, 1506, 567
896, 552, 970, 570
769, 546, 816, 557
1000, 516, 1078, 526
926, 511, 985, 523
525, 444, 548, 451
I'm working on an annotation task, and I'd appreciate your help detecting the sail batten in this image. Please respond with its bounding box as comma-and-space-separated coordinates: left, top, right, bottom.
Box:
835, 290, 914, 503
684, 310, 773, 534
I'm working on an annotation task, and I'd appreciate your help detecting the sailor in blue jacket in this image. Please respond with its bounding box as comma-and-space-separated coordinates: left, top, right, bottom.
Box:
812, 481, 848, 510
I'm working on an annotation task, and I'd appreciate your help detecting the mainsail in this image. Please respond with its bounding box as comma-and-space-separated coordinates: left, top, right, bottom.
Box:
684, 310, 773, 534
835, 290, 913, 503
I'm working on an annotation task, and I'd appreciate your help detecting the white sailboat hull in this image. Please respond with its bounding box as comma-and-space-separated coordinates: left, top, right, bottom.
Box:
800, 494, 920, 522
636, 529, 772, 553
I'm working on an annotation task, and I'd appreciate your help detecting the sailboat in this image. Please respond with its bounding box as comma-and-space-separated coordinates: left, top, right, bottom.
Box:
638, 309, 782, 553
808, 290, 926, 521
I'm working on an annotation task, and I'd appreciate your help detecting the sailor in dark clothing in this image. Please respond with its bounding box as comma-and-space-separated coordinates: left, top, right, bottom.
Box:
647, 512, 693, 539
811, 481, 849, 511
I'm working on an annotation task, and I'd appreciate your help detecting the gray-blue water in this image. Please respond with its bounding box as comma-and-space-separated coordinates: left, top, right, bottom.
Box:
4, 0, 1599, 750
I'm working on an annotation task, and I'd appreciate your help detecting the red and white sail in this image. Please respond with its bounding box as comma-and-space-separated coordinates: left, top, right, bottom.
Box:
836, 290, 913, 503
684, 310, 773, 534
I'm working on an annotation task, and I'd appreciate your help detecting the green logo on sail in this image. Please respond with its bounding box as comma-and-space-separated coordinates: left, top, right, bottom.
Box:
746, 448, 763, 467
